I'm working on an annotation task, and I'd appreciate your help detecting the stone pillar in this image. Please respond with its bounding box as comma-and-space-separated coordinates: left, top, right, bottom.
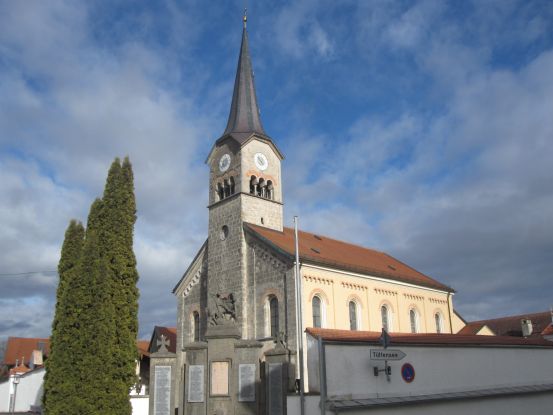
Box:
234, 340, 263, 415
264, 343, 290, 415
204, 324, 240, 415
149, 335, 177, 415
183, 341, 208, 415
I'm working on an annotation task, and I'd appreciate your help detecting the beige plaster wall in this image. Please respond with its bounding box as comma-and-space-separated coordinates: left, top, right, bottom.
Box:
477, 325, 495, 336
451, 310, 467, 333
300, 264, 453, 334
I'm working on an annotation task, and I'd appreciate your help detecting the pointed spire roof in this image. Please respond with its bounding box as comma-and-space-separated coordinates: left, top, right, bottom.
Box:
223, 12, 266, 137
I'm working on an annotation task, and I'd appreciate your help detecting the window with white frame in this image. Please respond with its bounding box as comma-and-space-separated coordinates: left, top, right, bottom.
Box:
381, 304, 391, 331
312, 295, 323, 328
435, 312, 443, 334
409, 308, 419, 333
349, 301, 358, 331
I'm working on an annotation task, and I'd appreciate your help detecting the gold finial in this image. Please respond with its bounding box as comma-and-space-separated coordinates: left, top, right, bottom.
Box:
243, 8, 247, 29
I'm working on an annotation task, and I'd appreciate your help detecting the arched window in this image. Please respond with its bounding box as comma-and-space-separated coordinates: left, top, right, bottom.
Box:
192, 311, 200, 342
224, 178, 230, 198
250, 175, 257, 194
381, 305, 390, 331
409, 309, 418, 333
266, 180, 273, 200
349, 301, 358, 331
217, 183, 224, 201
435, 312, 443, 334
269, 297, 279, 337
229, 176, 235, 195
257, 178, 265, 197
312, 296, 322, 328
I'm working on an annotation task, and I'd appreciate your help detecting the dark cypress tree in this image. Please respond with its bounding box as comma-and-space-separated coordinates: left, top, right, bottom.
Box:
45, 158, 139, 415
43, 220, 85, 415
101, 157, 139, 413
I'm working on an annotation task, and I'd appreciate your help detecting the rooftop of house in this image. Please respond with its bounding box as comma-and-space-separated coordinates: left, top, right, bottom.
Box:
306, 327, 553, 348
461, 311, 553, 338
245, 223, 453, 292
3, 337, 50, 366
149, 326, 177, 354
137, 340, 150, 357
3, 337, 155, 367
457, 322, 494, 335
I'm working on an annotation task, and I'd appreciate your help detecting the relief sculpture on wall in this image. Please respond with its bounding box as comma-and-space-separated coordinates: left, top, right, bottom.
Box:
208, 292, 236, 326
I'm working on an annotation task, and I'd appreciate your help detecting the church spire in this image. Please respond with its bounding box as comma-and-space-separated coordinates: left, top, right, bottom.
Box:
223, 11, 266, 137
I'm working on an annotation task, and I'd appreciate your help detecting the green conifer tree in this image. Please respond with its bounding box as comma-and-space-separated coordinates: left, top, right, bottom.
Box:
45, 158, 139, 415
100, 157, 139, 413
43, 220, 85, 415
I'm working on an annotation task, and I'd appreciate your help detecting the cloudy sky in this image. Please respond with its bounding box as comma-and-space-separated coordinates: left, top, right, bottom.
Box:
1, 0, 552, 341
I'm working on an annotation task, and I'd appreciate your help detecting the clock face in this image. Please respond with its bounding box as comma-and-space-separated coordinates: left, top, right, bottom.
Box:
218, 153, 231, 172
254, 152, 268, 171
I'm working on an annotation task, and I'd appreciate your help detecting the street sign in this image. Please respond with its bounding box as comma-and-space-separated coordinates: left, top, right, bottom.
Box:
370, 349, 406, 361
401, 363, 415, 383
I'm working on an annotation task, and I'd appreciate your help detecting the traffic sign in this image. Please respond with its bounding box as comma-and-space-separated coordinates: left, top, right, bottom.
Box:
370, 349, 406, 361
401, 363, 415, 383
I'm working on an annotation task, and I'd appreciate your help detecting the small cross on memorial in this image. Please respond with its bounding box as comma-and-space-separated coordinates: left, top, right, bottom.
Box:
157, 334, 170, 352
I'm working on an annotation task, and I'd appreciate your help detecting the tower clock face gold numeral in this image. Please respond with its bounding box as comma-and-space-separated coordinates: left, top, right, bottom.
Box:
219, 153, 231, 172
254, 152, 268, 171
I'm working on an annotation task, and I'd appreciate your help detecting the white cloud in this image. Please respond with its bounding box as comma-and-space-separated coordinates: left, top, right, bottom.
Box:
273, 0, 335, 59
0, 1, 212, 339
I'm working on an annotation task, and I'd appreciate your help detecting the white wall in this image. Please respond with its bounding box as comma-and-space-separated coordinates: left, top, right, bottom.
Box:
130, 395, 149, 415
287, 392, 553, 415
0, 368, 44, 412
321, 343, 553, 399
0, 369, 149, 415
303, 338, 553, 414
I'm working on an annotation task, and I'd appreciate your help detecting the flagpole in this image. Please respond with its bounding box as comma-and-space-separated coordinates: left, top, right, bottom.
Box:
294, 216, 305, 415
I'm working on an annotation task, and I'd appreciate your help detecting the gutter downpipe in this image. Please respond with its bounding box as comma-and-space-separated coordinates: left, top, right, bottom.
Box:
447, 292, 454, 334
294, 216, 305, 415
318, 335, 327, 415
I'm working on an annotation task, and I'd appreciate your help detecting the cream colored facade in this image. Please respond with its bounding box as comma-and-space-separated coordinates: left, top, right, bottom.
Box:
300, 263, 454, 334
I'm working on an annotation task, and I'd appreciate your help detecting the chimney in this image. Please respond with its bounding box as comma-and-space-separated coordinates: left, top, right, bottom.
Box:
31, 349, 43, 366
521, 319, 533, 337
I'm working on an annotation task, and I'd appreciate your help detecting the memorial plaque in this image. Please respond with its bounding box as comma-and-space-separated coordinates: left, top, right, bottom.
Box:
238, 364, 256, 402
211, 361, 229, 396
267, 363, 283, 415
153, 365, 171, 415
188, 365, 204, 403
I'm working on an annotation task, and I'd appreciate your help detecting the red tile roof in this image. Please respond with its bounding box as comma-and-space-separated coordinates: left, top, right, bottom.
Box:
3, 337, 50, 366
541, 324, 553, 336
306, 327, 553, 347
465, 311, 552, 338
137, 340, 150, 357
9, 362, 31, 375
245, 223, 453, 292
149, 326, 177, 353
457, 322, 495, 335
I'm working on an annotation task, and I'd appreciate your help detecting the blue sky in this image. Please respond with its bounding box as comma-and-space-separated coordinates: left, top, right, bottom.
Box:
1, 0, 552, 340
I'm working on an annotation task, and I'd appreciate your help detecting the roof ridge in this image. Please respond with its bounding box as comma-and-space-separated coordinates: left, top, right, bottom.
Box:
469, 311, 551, 324
247, 223, 453, 292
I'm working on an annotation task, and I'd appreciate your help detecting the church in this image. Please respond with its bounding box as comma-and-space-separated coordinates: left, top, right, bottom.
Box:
148, 14, 479, 415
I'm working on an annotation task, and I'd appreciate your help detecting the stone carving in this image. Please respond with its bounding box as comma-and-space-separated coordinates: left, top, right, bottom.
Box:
157, 334, 170, 352
209, 293, 236, 326
183, 267, 202, 298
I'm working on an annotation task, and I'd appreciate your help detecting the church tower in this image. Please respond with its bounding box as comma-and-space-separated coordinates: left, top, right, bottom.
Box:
204, 14, 284, 338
